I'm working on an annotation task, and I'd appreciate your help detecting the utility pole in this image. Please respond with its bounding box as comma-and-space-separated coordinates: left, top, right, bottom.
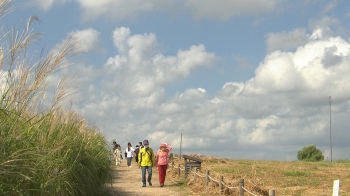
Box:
329, 96, 332, 162
179, 132, 182, 160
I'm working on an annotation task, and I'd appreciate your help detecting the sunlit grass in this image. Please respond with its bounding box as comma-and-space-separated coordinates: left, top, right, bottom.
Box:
0, 1, 111, 195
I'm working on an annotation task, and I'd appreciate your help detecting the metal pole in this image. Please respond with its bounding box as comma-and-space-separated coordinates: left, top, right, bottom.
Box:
180, 132, 182, 160
329, 96, 332, 162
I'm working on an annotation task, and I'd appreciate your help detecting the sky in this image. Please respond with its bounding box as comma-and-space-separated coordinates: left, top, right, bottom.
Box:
3, 0, 350, 161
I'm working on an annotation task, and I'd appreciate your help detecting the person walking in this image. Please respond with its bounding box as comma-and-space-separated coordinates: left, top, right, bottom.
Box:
114, 146, 122, 166
134, 145, 140, 162
138, 139, 154, 187
139, 141, 144, 149
155, 143, 172, 187
125, 142, 134, 167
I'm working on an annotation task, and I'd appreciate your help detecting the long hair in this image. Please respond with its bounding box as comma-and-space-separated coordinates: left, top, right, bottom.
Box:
127, 142, 131, 151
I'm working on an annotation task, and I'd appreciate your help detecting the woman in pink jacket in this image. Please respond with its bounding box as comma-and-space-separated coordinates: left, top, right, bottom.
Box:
155, 143, 172, 187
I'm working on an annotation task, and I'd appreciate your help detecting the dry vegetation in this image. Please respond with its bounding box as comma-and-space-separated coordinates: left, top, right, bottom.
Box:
167, 154, 350, 196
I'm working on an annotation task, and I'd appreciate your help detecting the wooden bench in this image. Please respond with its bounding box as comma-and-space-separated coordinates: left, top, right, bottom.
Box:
182, 154, 203, 178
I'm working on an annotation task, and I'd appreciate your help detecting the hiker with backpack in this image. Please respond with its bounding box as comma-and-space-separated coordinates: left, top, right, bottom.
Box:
155, 143, 172, 187
138, 139, 155, 187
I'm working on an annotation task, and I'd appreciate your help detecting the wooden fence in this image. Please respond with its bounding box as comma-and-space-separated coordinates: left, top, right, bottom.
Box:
169, 154, 275, 196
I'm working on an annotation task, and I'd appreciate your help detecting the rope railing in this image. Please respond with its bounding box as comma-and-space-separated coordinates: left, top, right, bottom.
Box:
242, 186, 259, 196
169, 155, 275, 196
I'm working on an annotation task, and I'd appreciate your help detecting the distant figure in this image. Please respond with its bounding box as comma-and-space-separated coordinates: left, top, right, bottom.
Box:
125, 142, 134, 167
139, 141, 144, 149
155, 143, 172, 187
138, 139, 155, 187
112, 141, 121, 165
114, 147, 122, 166
134, 145, 140, 162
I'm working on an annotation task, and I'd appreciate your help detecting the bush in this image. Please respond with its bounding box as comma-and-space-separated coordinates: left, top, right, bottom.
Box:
297, 145, 324, 162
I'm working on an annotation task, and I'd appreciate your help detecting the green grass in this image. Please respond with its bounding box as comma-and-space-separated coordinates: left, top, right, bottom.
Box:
213, 168, 236, 173
0, 2, 112, 195
283, 170, 308, 177
174, 179, 186, 187
334, 159, 350, 163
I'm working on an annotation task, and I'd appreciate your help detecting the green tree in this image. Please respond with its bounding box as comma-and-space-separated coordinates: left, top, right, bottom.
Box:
297, 145, 324, 161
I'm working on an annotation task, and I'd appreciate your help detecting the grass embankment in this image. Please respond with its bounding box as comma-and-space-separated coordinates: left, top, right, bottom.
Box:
168, 154, 350, 196
0, 1, 111, 195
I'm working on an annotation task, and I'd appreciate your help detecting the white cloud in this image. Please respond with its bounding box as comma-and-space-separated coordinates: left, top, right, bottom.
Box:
266, 28, 309, 52
183, 0, 280, 20
68, 28, 101, 53
34, 0, 280, 21
49, 26, 350, 160
76, 0, 175, 21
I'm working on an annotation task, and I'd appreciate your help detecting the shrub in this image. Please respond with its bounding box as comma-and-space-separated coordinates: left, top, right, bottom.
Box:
297, 145, 324, 162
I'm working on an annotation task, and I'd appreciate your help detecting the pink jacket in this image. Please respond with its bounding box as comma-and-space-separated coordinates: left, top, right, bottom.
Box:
156, 144, 172, 165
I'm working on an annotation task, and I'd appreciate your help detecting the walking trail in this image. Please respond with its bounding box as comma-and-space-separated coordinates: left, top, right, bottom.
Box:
107, 159, 191, 196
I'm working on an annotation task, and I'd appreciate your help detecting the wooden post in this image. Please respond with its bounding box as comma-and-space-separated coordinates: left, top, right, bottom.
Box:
333, 180, 340, 196
178, 164, 180, 176
219, 176, 223, 194
269, 189, 275, 196
239, 179, 244, 196
193, 168, 197, 183
206, 170, 210, 186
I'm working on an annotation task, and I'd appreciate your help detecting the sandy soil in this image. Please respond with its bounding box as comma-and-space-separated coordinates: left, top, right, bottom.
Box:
106, 159, 190, 196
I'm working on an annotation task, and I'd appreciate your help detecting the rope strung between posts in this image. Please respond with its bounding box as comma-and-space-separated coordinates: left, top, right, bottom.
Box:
171, 162, 260, 196
172, 164, 185, 171
221, 181, 239, 190
208, 175, 220, 183
242, 186, 259, 196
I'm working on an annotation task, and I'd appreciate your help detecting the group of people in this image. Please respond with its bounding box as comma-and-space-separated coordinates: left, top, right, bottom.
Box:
112, 139, 172, 187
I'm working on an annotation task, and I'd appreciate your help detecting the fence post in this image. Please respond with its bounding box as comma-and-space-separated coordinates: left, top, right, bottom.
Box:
178, 164, 180, 176
269, 189, 275, 196
169, 153, 173, 163
193, 168, 197, 183
239, 179, 244, 196
219, 176, 223, 195
206, 170, 210, 187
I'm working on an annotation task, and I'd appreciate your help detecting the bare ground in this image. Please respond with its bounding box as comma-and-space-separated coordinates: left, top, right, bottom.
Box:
106, 159, 191, 196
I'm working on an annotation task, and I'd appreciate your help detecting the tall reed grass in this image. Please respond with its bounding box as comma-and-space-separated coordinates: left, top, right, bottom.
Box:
0, 0, 111, 195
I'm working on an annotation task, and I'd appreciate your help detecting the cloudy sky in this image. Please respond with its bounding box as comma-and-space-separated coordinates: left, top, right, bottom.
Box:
4, 0, 350, 161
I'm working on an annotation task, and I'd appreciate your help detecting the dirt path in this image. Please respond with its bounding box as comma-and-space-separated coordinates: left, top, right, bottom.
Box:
107, 160, 190, 196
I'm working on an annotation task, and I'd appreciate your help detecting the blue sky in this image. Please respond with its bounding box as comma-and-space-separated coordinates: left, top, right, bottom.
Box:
4, 0, 350, 160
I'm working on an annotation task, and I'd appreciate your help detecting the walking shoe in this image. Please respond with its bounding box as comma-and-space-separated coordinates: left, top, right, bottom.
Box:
142, 184, 146, 187
148, 181, 152, 186
160, 184, 164, 187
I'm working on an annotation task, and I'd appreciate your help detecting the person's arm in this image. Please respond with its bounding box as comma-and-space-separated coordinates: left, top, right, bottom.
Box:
166, 144, 172, 152
138, 149, 142, 168
151, 149, 155, 167
155, 151, 159, 164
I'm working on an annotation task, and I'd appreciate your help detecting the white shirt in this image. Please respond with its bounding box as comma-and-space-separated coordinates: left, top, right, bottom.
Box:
125, 147, 135, 158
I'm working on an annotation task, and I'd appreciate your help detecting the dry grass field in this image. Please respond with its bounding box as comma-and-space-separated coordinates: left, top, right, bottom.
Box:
168, 154, 350, 196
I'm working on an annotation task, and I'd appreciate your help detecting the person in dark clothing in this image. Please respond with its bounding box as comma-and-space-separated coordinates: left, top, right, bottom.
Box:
139, 141, 144, 149
134, 145, 140, 162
